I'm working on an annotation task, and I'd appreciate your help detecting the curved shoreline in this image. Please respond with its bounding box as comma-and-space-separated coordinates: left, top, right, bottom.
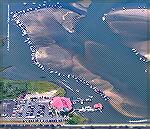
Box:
7, 1, 148, 122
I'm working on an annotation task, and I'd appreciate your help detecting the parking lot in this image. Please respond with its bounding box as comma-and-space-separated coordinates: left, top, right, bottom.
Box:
0, 97, 68, 123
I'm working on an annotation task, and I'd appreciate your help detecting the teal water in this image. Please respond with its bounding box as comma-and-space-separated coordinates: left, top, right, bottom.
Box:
1, 0, 148, 123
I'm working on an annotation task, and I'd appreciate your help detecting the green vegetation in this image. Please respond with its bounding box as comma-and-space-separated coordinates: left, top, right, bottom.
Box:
67, 113, 87, 125
0, 78, 66, 100
55, 88, 66, 97
27, 81, 59, 93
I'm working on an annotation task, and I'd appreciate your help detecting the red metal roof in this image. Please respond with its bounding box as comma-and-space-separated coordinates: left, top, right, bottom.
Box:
50, 97, 72, 111
94, 103, 103, 109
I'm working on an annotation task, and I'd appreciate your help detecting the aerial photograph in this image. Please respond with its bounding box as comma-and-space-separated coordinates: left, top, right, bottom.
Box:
0, 0, 149, 128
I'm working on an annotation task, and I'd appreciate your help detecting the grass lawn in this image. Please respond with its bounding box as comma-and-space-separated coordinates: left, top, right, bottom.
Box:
0, 78, 66, 100
28, 81, 59, 93
67, 113, 88, 124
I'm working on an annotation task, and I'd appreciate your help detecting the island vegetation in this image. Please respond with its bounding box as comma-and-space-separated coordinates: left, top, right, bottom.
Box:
0, 78, 66, 101
67, 113, 87, 125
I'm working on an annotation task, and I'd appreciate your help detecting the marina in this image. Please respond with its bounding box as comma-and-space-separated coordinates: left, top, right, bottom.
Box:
1, 0, 148, 124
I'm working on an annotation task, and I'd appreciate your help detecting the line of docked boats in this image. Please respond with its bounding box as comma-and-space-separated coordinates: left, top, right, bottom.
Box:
13, 16, 45, 71
12, 1, 110, 105
72, 97, 93, 105
11, 1, 63, 19
75, 105, 103, 113
131, 48, 148, 63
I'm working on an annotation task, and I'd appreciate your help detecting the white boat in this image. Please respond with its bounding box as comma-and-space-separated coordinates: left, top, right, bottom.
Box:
81, 100, 84, 105
88, 96, 93, 98
100, 94, 104, 97
23, 2, 27, 5
67, 75, 71, 78
135, 52, 139, 55
31, 53, 35, 56
40, 65, 43, 68
122, 7, 126, 10
73, 101, 76, 104
22, 30, 27, 36
86, 108, 94, 112
104, 98, 108, 101
99, 109, 103, 113
80, 79, 83, 82
86, 83, 89, 86
50, 71, 54, 73
102, 16, 105, 21
16, 20, 20, 24
18, 23, 23, 27
85, 106, 91, 109
62, 80, 67, 82
133, 50, 137, 52
30, 47, 36, 52
12, 13, 17, 18
78, 107, 86, 112
31, 57, 35, 60
35, 62, 39, 65
22, 10, 25, 13
92, 87, 97, 90
85, 98, 92, 102
76, 89, 79, 93
28, 41, 32, 44
38, 64, 41, 67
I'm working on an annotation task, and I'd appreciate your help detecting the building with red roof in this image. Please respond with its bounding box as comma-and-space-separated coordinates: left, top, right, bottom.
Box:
50, 97, 73, 112
94, 103, 103, 110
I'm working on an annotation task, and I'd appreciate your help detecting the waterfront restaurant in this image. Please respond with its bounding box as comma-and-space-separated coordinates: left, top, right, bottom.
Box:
50, 97, 73, 112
